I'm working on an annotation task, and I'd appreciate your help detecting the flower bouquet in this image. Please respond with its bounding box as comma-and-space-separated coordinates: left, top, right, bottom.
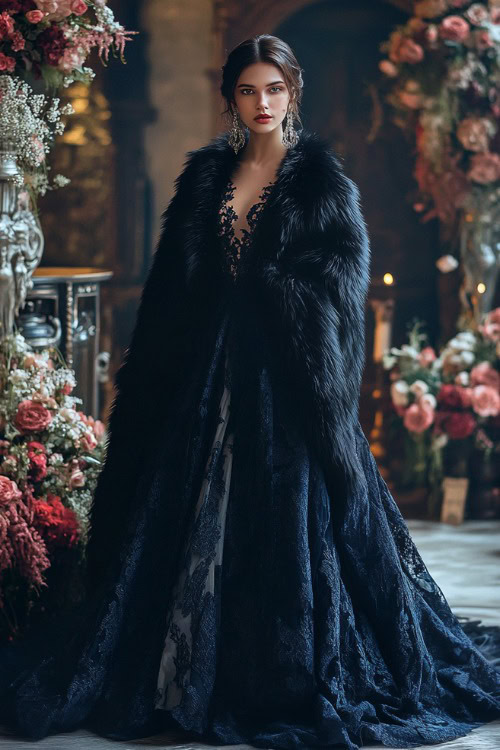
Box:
373, 0, 500, 322
383, 307, 500, 517
0, 330, 107, 639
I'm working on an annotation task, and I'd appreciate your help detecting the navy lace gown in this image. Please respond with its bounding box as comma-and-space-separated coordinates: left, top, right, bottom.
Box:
0, 175, 500, 750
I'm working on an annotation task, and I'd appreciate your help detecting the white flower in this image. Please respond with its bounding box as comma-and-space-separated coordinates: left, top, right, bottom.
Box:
59, 406, 79, 423
448, 331, 477, 351
455, 371, 470, 386
401, 345, 420, 359
420, 392, 437, 409
10, 369, 29, 384
382, 353, 397, 369
433, 433, 448, 450
436, 254, 459, 273
391, 380, 410, 406
410, 379, 429, 398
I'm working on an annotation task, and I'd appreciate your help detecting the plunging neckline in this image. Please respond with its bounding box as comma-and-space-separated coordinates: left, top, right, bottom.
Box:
217, 177, 276, 279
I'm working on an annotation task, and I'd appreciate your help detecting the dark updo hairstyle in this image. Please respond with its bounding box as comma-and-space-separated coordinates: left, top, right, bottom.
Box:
220, 34, 304, 131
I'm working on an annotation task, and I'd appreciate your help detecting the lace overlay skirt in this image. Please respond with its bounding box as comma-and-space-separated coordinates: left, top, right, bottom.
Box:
154, 350, 234, 712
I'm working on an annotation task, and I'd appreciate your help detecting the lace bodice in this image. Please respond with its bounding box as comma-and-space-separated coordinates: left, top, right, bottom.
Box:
217, 178, 275, 279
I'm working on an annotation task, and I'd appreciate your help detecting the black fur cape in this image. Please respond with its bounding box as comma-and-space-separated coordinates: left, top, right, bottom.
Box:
85, 127, 371, 589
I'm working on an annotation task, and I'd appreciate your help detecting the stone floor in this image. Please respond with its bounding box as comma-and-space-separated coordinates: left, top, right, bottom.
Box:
0, 520, 499, 750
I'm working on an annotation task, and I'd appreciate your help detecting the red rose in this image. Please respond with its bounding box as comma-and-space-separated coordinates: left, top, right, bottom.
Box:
14, 399, 52, 433
435, 411, 477, 439
29, 453, 47, 481
32, 494, 80, 549
437, 384, 471, 409
27, 440, 46, 455
37, 23, 67, 65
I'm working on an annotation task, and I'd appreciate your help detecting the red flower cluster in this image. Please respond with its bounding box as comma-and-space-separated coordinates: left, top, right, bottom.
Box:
434, 411, 477, 439
27, 441, 48, 482
437, 383, 472, 409
32, 492, 80, 549
37, 23, 67, 66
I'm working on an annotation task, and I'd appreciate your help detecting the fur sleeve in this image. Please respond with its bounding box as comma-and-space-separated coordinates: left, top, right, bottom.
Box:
261, 161, 371, 496
84, 148, 203, 590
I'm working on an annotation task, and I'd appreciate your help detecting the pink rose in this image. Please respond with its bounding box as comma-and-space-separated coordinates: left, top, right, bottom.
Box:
0, 475, 22, 506
14, 400, 52, 433
439, 15, 470, 42
418, 346, 437, 367
471, 385, 500, 416
0, 52, 16, 73
468, 152, 500, 183
0, 11, 14, 39
470, 361, 500, 390
80, 431, 97, 451
58, 46, 86, 72
69, 468, 85, 488
479, 307, 500, 342
70, 0, 87, 15
403, 402, 435, 433
26, 10, 45, 23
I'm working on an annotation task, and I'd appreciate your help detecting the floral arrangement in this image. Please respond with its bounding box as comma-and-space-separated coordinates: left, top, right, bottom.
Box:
0, 1, 135, 89
0, 74, 72, 197
0, 1, 136, 199
375, 0, 500, 239
0, 331, 107, 635
383, 307, 500, 506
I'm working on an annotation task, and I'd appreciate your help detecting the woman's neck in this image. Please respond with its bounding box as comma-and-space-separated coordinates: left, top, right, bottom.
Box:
241, 128, 288, 166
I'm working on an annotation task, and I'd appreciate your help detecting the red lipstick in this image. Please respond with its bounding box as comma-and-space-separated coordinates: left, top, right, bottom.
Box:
255, 114, 272, 121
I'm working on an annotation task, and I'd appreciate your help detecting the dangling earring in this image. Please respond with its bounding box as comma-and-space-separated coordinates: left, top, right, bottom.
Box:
229, 109, 246, 154
282, 109, 299, 148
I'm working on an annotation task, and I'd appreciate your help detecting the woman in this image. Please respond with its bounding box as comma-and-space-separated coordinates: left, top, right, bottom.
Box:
1, 34, 500, 750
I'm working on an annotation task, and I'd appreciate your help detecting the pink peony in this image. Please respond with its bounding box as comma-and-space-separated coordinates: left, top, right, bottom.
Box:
25, 10, 45, 23
471, 385, 500, 416
470, 361, 500, 390
439, 15, 470, 42
0, 476, 22, 506
403, 402, 435, 433
14, 400, 52, 433
468, 152, 500, 183
418, 346, 437, 367
479, 307, 500, 342
0, 52, 16, 72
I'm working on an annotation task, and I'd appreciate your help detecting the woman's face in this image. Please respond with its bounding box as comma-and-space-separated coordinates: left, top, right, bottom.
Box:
233, 62, 291, 136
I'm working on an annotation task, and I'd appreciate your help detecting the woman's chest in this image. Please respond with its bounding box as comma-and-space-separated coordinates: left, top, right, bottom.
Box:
216, 177, 276, 280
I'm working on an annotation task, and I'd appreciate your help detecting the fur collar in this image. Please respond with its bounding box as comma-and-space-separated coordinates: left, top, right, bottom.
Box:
164, 127, 359, 288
